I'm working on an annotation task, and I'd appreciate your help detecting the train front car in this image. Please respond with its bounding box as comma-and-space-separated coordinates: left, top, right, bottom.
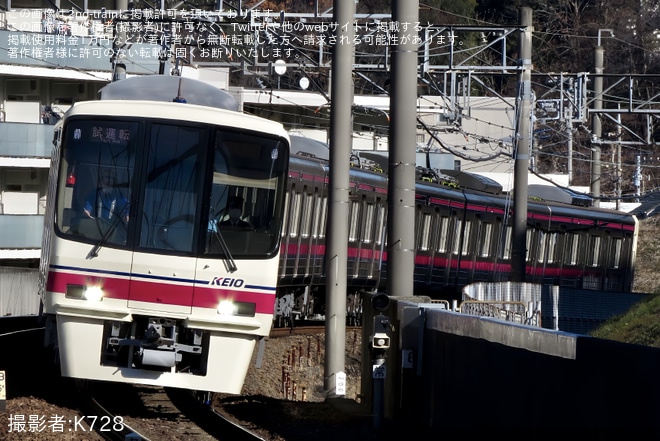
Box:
39, 99, 289, 393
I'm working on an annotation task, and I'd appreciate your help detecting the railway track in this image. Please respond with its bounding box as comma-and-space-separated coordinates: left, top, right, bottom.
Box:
75, 380, 149, 441
270, 325, 361, 337
78, 381, 266, 441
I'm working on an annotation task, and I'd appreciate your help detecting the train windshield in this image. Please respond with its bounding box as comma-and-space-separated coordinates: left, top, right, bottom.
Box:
55, 120, 137, 249
55, 117, 288, 259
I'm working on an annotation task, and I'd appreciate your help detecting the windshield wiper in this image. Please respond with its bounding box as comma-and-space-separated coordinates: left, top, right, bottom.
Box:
86, 207, 129, 259
212, 229, 238, 273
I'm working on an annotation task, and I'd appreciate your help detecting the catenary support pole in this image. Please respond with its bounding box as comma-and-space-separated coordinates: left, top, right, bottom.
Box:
324, 0, 354, 398
566, 107, 573, 185
112, 0, 128, 81
591, 46, 604, 208
511, 7, 532, 283
388, 0, 418, 298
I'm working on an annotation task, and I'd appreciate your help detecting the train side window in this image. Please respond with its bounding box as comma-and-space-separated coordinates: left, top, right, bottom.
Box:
502, 225, 512, 260
461, 220, 472, 256
363, 203, 375, 244
437, 216, 449, 253
300, 189, 312, 239
537, 230, 546, 263
289, 191, 302, 238
567, 234, 579, 265
611, 237, 622, 269
311, 190, 323, 239
451, 219, 462, 255
374, 203, 386, 246
525, 230, 533, 262
480, 223, 492, 257
281, 190, 291, 238
589, 235, 601, 267
419, 213, 432, 251
546, 232, 557, 264
319, 195, 328, 239
349, 200, 360, 242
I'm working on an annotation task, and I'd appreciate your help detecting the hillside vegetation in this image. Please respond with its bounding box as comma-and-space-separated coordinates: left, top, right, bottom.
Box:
632, 217, 660, 295
591, 217, 660, 345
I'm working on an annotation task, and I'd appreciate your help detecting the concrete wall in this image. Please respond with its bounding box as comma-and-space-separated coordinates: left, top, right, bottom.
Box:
362, 297, 660, 431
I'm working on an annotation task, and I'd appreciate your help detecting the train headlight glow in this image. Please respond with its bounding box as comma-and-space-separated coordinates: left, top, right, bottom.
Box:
217, 300, 238, 316
84, 286, 104, 302
65, 284, 104, 302
217, 300, 256, 317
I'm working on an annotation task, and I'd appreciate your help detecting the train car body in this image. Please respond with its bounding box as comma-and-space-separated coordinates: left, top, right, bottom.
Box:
39, 78, 290, 393
275, 149, 638, 324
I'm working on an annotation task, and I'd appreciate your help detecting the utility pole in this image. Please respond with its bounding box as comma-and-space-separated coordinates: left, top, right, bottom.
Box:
387, 0, 418, 298
591, 45, 604, 208
566, 107, 573, 185
324, 0, 354, 398
616, 110, 622, 210
111, 0, 128, 82
511, 7, 532, 283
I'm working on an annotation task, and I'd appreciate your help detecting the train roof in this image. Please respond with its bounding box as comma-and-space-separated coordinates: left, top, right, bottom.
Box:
99, 75, 239, 110
288, 153, 636, 225
439, 169, 503, 194
64, 99, 289, 139
290, 135, 330, 161
528, 184, 593, 207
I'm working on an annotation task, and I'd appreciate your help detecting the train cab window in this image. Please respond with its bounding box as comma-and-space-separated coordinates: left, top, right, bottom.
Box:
56, 120, 138, 248
204, 130, 288, 258
140, 124, 203, 253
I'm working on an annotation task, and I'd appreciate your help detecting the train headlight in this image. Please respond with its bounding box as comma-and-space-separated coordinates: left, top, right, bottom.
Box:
65, 284, 104, 302
84, 286, 104, 302
217, 300, 238, 316
217, 300, 256, 317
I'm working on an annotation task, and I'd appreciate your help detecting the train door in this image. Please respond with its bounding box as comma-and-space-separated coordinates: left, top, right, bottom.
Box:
128, 123, 207, 314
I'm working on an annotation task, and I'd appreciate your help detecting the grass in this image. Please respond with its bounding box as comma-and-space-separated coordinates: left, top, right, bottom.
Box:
590, 294, 660, 347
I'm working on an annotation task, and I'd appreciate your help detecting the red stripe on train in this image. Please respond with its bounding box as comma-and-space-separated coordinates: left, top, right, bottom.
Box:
47, 270, 275, 314
282, 244, 615, 279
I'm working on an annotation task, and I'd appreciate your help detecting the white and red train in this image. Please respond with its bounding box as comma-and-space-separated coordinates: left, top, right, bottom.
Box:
276, 144, 638, 325
39, 76, 290, 393
39, 75, 638, 393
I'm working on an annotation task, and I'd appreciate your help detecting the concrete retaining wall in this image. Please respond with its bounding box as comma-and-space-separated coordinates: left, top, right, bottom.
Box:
361, 296, 660, 431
